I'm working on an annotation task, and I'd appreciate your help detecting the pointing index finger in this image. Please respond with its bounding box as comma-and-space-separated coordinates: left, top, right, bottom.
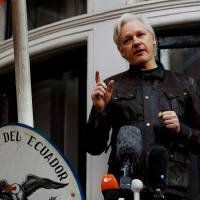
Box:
95, 71, 101, 84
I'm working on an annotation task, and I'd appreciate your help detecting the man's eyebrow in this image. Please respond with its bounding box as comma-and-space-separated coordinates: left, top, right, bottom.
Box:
123, 34, 132, 38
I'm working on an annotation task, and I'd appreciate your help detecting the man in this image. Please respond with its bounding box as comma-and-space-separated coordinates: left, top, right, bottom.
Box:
85, 13, 200, 200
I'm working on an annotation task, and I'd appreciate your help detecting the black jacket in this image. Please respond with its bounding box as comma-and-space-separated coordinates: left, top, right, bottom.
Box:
85, 64, 200, 197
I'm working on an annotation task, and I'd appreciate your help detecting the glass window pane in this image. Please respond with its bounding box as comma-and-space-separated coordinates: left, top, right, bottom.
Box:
27, 0, 87, 30
160, 48, 200, 83
1, 0, 87, 39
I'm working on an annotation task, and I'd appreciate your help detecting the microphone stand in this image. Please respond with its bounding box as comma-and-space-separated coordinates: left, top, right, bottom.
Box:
118, 160, 132, 200
120, 156, 133, 190
153, 188, 165, 200
119, 155, 141, 200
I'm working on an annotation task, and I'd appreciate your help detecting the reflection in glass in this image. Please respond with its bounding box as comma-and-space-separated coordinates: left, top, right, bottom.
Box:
160, 48, 200, 83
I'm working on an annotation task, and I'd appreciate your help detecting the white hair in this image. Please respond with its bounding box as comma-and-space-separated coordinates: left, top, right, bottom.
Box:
113, 13, 155, 45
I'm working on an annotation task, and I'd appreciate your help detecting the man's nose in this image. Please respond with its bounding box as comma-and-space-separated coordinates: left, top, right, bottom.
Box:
132, 36, 140, 46
132, 36, 140, 47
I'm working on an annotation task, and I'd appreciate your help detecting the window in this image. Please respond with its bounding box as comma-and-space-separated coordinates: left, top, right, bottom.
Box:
0, 44, 87, 192
3, 0, 87, 39
27, 0, 87, 29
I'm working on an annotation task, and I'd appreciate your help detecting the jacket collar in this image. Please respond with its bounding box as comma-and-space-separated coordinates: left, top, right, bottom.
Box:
129, 61, 165, 80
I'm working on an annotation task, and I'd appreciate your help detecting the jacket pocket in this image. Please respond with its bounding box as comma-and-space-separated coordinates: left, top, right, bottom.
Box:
112, 89, 137, 101
161, 89, 189, 118
111, 89, 141, 122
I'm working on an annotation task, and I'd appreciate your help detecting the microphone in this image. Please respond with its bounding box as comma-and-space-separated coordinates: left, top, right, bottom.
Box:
101, 174, 119, 200
116, 125, 142, 190
101, 174, 119, 191
147, 146, 169, 200
131, 179, 144, 200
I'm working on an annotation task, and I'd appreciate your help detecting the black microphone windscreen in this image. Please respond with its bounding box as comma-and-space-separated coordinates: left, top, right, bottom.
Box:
148, 145, 168, 189
116, 125, 142, 160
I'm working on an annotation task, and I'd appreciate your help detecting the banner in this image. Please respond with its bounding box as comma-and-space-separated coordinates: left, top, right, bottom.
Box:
0, 124, 85, 200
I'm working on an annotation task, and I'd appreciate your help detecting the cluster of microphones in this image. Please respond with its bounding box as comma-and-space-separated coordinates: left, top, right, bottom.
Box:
101, 125, 169, 200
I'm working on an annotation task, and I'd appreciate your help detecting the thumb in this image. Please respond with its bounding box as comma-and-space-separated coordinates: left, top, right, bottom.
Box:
107, 80, 114, 94
158, 112, 163, 118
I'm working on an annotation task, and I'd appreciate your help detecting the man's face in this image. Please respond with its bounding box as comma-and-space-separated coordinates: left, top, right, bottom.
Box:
118, 19, 156, 70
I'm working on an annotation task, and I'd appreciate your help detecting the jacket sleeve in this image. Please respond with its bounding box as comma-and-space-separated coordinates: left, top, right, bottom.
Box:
84, 105, 112, 155
178, 77, 200, 154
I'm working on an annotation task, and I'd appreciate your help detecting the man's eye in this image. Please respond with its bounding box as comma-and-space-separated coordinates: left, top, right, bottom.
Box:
138, 33, 145, 37
123, 38, 131, 44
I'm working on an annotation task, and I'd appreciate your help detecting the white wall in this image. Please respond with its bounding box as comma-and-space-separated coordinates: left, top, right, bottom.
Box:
93, 19, 128, 80
90, 0, 125, 13
89, 0, 142, 13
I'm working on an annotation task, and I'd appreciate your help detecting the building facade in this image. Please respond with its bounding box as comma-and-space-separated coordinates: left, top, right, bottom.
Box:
0, 0, 200, 199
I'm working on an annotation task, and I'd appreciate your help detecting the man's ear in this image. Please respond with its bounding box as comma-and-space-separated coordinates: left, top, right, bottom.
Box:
152, 34, 157, 45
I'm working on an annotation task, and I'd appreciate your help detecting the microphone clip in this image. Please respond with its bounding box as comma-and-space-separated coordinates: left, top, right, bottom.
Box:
119, 155, 133, 190
153, 188, 165, 200
120, 176, 132, 190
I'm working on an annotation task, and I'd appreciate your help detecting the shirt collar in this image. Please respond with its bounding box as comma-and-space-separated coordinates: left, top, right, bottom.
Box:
128, 61, 165, 80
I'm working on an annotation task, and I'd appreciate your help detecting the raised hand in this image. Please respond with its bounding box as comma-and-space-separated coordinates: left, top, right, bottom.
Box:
91, 71, 114, 113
